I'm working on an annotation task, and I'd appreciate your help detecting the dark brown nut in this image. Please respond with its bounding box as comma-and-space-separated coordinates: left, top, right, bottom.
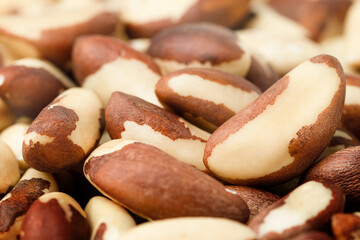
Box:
246, 55, 279, 91
119, 0, 250, 38
20, 192, 89, 240
0, 140, 20, 194
331, 213, 360, 240
303, 146, 360, 210
105, 92, 210, 171
249, 181, 344, 240
0, 2, 117, 69
85, 196, 136, 240
345, 1, 360, 69
341, 75, 360, 138
288, 231, 333, 240
204, 55, 345, 186
72, 35, 162, 105
155, 68, 261, 132
225, 186, 280, 220
23, 87, 104, 172
147, 23, 252, 76
0, 58, 74, 118
0, 122, 30, 170
0, 98, 15, 131
120, 217, 256, 240
84, 139, 249, 222
0, 168, 58, 240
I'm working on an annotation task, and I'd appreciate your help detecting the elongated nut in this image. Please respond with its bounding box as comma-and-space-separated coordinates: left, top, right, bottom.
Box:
155, 68, 261, 132
288, 231, 333, 240
0, 140, 20, 194
105, 92, 210, 171
72, 35, 162, 105
148, 22, 252, 76
0, 2, 117, 69
332, 213, 360, 240
84, 139, 249, 222
0, 58, 74, 118
23, 87, 104, 172
20, 192, 89, 240
225, 186, 280, 220
0, 122, 30, 170
120, 217, 256, 240
120, 0, 250, 38
204, 55, 345, 186
0, 168, 58, 240
249, 181, 344, 240
85, 196, 136, 240
345, 0, 360, 69
303, 146, 360, 209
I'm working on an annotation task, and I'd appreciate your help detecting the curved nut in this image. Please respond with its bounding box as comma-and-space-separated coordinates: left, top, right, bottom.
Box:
0, 140, 20, 194
84, 139, 249, 222
148, 22, 252, 76
72, 35, 161, 105
85, 196, 136, 240
20, 192, 89, 240
155, 68, 261, 131
204, 55, 345, 186
105, 92, 210, 171
23, 87, 104, 172
249, 181, 344, 240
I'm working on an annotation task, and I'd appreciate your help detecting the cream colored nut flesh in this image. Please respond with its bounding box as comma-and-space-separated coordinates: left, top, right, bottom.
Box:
85, 196, 136, 240
204, 55, 345, 186
0, 140, 20, 194
345, 0, 360, 68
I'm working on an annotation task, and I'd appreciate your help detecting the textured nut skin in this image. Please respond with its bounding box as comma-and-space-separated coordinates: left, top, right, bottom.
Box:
84, 139, 249, 222
204, 55, 345, 186
303, 146, 360, 209
20, 192, 89, 240
155, 68, 261, 131
288, 231, 333, 240
225, 186, 280, 220
0, 140, 20, 194
249, 181, 344, 240
23, 88, 104, 172
332, 213, 360, 240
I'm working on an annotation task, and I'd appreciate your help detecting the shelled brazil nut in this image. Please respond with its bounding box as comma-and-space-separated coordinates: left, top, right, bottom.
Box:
0, 139, 20, 195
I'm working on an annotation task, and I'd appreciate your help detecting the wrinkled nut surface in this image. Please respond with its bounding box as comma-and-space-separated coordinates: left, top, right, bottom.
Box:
105, 92, 210, 171
249, 181, 344, 240
155, 68, 261, 132
332, 213, 360, 240
0, 58, 74, 118
0, 2, 118, 68
120, 217, 256, 240
148, 22, 252, 76
303, 146, 360, 209
120, 0, 250, 38
23, 87, 104, 172
84, 139, 249, 222
225, 186, 280, 220
0, 140, 20, 194
0, 168, 58, 240
85, 196, 136, 240
72, 35, 162, 105
204, 55, 345, 186
20, 192, 89, 240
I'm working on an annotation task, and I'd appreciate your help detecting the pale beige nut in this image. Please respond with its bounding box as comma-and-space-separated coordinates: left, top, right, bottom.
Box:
120, 217, 256, 240
72, 35, 162, 106
83, 139, 249, 222
0, 140, 20, 194
23, 87, 104, 172
345, 0, 360, 69
0, 0, 55, 15
105, 92, 210, 171
204, 55, 345, 186
249, 181, 344, 240
155, 68, 261, 132
0, 58, 74, 118
0, 168, 58, 240
20, 192, 89, 240
127, 38, 150, 53
332, 213, 360, 240
85, 196, 136, 240
0, 42, 15, 67
148, 22, 252, 76
0, 98, 15, 131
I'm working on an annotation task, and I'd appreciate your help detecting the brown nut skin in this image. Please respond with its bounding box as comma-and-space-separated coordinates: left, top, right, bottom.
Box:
302, 146, 360, 210
288, 231, 333, 240
249, 181, 344, 240
84, 139, 250, 223
331, 213, 360, 240
155, 67, 261, 131
124, 0, 250, 38
20, 192, 89, 240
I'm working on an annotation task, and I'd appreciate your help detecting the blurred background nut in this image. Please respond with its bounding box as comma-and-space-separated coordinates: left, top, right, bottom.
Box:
0, 139, 20, 194
287, 231, 333, 240
0, 98, 15, 132
331, 213, 360, 240
344, 0, 360, 69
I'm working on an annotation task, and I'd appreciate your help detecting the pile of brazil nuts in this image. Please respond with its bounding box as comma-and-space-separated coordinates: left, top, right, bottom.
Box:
2, 0, 360, 239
